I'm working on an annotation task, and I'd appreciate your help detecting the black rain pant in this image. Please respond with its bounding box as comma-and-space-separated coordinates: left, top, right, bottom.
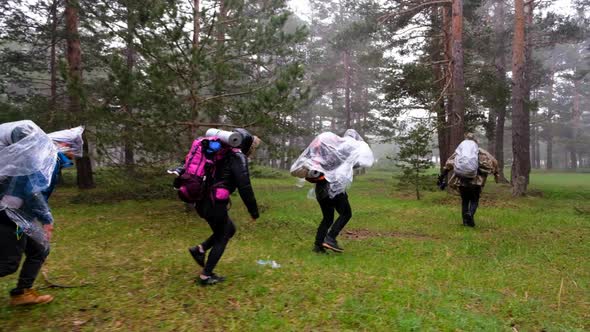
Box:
0, 211, 49, 295
196, 199, 236, 276
459, 186, 482, 226
315, 193, 352, 246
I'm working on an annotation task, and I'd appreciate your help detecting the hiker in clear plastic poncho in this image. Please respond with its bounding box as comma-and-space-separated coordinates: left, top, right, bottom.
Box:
438, 133, 499, 227
0, 121, 82, 306
290, 129, 374, 253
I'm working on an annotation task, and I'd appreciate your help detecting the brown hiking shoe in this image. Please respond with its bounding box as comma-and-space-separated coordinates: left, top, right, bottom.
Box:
10, 289, 54, 306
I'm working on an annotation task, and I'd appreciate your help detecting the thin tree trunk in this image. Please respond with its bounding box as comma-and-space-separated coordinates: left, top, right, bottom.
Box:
66, 0, 94, 189
570, 77, 581, 169
123, 9, 135, 169
522, 0, 533, 182
546, 135, 553, 169
492, 0, 509, 182
211, 0, 226, 123
511, 0, 528, 196
343, 51, 352, 129
449, 0, 465, 149
434, 7, 449, 170
48, 0, 59, 125
189, 0, 200, 138
545, 67, 555, 169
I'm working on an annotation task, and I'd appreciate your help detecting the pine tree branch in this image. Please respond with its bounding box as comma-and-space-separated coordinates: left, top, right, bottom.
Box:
378, 1, 452, 24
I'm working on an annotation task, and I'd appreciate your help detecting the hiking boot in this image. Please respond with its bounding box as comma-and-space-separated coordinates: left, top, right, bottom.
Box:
312, 244, 328, 254
322, 236, 344, 253
189, 246, 205, 267
463, 213, 475, 227
199, 274, 225, 286
462, 214, 475, 227
10, 289, 53, 306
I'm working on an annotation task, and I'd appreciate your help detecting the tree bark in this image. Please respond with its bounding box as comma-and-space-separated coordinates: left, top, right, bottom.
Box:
343, 51, 352, 129
66, 0, 94, 189
124, 7, 135, 169
449, 0, 465, 149
511, 0, 528, 196
48, 0, 59, 125
546, 134, 553, 169
189, 0, 201, 138
570, 77, 581, 169
433, 7, 449, 170
492, 0, 509, 182
211, 0, 226, 123
522, 0, 533, 181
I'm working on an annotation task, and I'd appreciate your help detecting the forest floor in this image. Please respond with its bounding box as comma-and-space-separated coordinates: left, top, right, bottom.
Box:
0, 169, 589, 331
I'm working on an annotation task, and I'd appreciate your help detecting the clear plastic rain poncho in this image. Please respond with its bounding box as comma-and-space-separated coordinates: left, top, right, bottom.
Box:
0, 120, 58, 250
290, 129, 374, 198
47, 126, 85, 157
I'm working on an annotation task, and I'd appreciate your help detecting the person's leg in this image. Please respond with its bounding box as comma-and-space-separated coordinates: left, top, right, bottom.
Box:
468, 186, 482, 225
203, 215, 235, 276
198, 201, 234, 284
327, 193, 352, 239
189, 199, 214, 267
0, 216, 24, 281
459, 187, 471, 226
0, 212, 53, 305
14, 235, 49, 294
314, 198, 335, 250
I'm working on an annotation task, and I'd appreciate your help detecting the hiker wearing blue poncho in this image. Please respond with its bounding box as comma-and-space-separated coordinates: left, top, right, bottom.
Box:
0, 121, 83, 306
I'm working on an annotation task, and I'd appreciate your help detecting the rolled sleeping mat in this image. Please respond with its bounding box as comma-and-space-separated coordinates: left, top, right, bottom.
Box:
205, 128, 243, 147
307, 169, 323, 178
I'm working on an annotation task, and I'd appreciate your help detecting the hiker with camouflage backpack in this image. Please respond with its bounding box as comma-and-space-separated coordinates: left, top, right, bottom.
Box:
438, 133, 499, 227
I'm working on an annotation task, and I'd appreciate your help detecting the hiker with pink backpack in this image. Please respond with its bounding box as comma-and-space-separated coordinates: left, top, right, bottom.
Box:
171, 128, 261, 285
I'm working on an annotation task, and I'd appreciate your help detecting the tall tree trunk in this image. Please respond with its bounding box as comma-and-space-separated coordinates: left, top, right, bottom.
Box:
531, 123, 541, 168
522, 0, 533, 182
511, 0, 528, 196
189, 0, 200, 138
492, 0, 509, 182
546, 134, 553, 169
545, 67, 555, 169
433, 7, 449, 170
211, 0, 226, 123
570, 77, 581, 169
343, 51, 352, 129
66, 0, 94, 188
123, 9, 135, 169
48, 0, 59, 126
449, 0, 465, 149
331, 90, 338, 131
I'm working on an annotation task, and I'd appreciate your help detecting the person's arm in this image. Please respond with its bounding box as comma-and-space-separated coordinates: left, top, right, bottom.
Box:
231, 153, 259, 219
13, 175, 55, 240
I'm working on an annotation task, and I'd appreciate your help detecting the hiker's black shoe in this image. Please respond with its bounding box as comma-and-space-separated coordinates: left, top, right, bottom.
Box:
189, 246, 205, 267
322, 236, 344, 253
462, 214, 474, 227
312, 244, 328, 254
199, 274, 225, 286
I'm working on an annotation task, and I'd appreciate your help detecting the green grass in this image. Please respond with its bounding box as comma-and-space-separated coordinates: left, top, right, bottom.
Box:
1, 170, 589, 331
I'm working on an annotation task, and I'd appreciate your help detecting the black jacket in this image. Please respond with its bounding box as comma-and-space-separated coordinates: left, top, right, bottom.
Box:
214, 151, 259, 219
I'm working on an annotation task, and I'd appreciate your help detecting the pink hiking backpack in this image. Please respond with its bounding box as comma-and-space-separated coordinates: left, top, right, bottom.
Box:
176, 136, 229, 203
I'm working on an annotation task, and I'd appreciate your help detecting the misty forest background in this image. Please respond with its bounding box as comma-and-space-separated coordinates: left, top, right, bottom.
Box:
0, 0, 589, 196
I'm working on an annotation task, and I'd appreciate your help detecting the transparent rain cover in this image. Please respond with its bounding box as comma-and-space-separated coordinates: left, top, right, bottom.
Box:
454, 140, 479, 178
290, 129, 374, 198
47, 126, 85, 157
0, 120, 57, 250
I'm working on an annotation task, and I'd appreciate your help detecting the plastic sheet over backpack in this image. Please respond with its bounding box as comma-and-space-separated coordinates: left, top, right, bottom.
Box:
290, 129, 374, 198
